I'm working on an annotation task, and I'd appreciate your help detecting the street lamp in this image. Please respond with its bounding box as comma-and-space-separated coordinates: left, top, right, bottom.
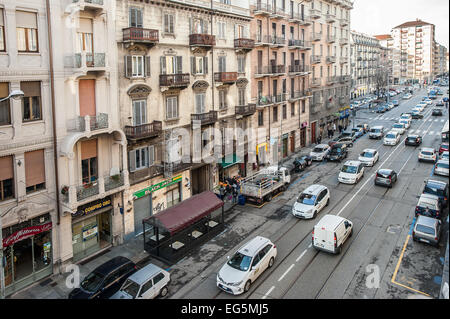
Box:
0, 89, 24, 299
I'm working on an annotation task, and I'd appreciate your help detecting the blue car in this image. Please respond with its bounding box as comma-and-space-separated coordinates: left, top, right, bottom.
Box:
376, 105, 387, 113
443, 97, 449, 102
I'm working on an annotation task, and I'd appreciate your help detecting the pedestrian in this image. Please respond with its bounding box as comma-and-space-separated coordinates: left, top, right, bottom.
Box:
338, 124, 343, 134
232, 185, 238, 204
317, 134, 322, 144
332, 123, 336, 136
219, 185, 225, 201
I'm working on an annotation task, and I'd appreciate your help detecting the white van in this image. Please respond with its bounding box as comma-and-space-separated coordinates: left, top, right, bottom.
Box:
312, 214, 353, 254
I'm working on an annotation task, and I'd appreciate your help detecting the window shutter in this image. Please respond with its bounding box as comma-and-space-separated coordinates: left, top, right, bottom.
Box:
191, 56, 196, 75
189, 18, 192, 34
204, 20, 208, 33
129, 150, 136, 172
174, 97, 178, 118
145, 56, 151, 77
204, 57, 208, 74
129, 8, 135, 27
137, 9, 143, 28
169, 15, 174, 33
25, 150, 45, 187
164, 14, 169, 33
125, 56, 132, 78
234, 24, 237, 39
0, 156, 14, 181
176, 56, 182, 73
148, 145, 155, 166
160, 56, 166, 74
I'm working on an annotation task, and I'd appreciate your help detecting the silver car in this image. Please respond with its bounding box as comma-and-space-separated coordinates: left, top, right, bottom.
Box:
412, 215, 441, 247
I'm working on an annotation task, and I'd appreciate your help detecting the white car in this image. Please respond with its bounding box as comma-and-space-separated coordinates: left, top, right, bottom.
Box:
292, 185, 330, 219
414, 105, 425, 112
441, 151, 449, 160
424, 99, 433, 105
384, 131, 400, 146
338, 161, 365, 184
403, 94, 412, 100
417, 102, 427, 108
309, 144, 331, 161
391, 123, 406, 135
434, 159, 449, 176
418, 148, 437, 163
398, 119, 411, 129
400, 114, 412, 121
358, 148, 379, 166
217, 236, 277, 295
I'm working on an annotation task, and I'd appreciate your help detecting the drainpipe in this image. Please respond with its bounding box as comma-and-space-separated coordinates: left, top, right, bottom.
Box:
46, 0, 63, 269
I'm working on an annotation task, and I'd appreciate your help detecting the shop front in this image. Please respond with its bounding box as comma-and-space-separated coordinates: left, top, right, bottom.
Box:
2, 213, 53, 296
71, 197, 113, 262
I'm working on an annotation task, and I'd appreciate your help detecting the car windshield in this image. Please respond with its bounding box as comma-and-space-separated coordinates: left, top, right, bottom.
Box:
386, 134, 396, 139
331, 148, 342, 154
312, 147, 325, 153
418, 201, 436, 210
362, 152, 374, 158
120, 279, 140, 298
424, 185, 445, 197
408, 137, 418, 141
80, 271, 105, 292
421, 151, 434, 156
371, 129, 381, 133
437, 162, 449, 169
342, 132, 352, 137
227, 252, 252, 272
393, 124, 403, 129
341, 165, 357, 174
416, 224, 435, 236
298, 193, 317, 205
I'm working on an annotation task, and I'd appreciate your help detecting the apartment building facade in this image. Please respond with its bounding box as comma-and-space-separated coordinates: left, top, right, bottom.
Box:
116, 0, 254, 238
306, 0, 352, 142
350, 32, 381, 99
436, 43, 447, 76
0, 0, 58, 296
390, 19, 436, 84
250, 0, 313, 165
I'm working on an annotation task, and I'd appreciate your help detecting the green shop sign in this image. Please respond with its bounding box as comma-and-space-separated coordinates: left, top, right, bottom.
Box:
133, 174, 183, 199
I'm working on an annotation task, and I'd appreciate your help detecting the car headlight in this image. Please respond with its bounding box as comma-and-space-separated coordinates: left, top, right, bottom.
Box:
230, 280, 243, 287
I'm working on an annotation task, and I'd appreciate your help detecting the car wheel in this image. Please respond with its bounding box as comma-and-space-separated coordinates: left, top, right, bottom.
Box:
160, 286, 169, 298
326, 198, 330, 207
268, 257, 275, 268
244, 280, 252, 293
349, 229, 353, 237
336, 245, 342, 255
266, 194, 272, 202
313, 211, 318, 219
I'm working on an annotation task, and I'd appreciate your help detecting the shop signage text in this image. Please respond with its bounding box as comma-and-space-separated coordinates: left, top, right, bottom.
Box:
3, 222, 52, 248
134, 175, 182, 200
74, 197, 112, 218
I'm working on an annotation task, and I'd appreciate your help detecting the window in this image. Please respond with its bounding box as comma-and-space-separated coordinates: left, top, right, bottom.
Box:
133, 56, 144, 77
160, 56, 182, 75
0, 156, 14, 201
21, 81, 42, 122
219, 90, 227, 109
125, 55, 151, 78
129, 7, 143, 28
135, 147, 149, 170
133, 100, 147, 126
291, 103, 295, 117
217, 21, 226, 39
0, 82, 11, 125
191, 18, 207, 34
195, 93, 206, 113
166, 184, 180, 208
191, 56, 208, 75
258, 111, 264, 126
282, 104, 287, 120
166, 96, 178, 119
140, 280, 153, 296
153, 272, 165, 284
16, 11, 38, 52
237, 56, 246, 73
273, 106, 278, 122
81, 139, 98, 184
164, 13, 174, 34
25, 149, 45, 194
238, 88, 246, 106
218, 56, 226, 73
301, 100, 305, 113
0, 9, 5, 51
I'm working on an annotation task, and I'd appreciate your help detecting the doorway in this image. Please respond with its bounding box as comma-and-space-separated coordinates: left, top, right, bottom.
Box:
191, 165, 211, 195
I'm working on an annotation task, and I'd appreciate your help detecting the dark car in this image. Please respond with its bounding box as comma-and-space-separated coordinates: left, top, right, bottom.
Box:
374, 169, 398, 188
436, 100, 444, 107
439, 143, 449, 155
326, 143, 348, 162
443, 97, 449, 102
432, 108, 443, 116
293, 155, 313, 172
405, 134, 423, 146
328, 136, 342, 147
411, 111, 424, 119
423, 180, 449, 208
68, 256, 137, 299
340, 131, 357, 142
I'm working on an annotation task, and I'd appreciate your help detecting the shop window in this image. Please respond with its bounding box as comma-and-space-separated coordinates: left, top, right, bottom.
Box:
0, 82, 11, 125
0, 155, 15, 201
16, 11, 38, 52
21, 81, 42, 122
166, 184, 180, 208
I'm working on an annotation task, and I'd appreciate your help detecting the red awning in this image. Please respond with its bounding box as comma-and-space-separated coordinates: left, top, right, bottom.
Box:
144, 191, 224, 235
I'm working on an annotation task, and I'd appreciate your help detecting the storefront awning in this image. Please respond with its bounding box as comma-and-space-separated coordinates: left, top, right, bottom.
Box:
143, 191, 224, 236
220, 154, 241, 169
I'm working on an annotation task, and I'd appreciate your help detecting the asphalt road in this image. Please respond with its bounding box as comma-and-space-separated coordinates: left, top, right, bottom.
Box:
170, 86, 449, 300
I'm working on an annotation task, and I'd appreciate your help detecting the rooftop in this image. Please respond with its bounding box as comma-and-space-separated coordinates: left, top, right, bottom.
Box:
393, 19, 434, 29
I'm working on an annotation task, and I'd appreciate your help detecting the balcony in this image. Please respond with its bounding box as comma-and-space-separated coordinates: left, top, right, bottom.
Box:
67, 113, 109, 133
163, 159, 192, 177
339, 37, 348, 45
125, 121, 163, 140
235, 103, 256, 117
191, 111, 218, 126
288, 64, 310, 75
160, 73, 190, 89
340, 18, 348, 26
289, 90, 309, 101
253, 2, 272, 15
301, 16, 312, 26
309, 8, 321, 19
326, 56, 336, 64
311, 55, 322, 64
214, 72, 238, 84
129, 165, 164, 185
104, 172, 125, 193
66, 52, 106, 72
122, 27, 159, 47
72, 0, 104, 14
326, 76, 337, 85
255, 95, 274, 107
254, 65, 285, 77
189, 34, 216, 49
271, 93, 288, 104
325, 13, 336, 23
268, 36, 286, 47
311, 32, 322, 42
270, 7, 286, 19
234, 38, 255, 52
288, 39, 312, 50
325, 100, 335, 109
289, 12, 302, 23
310, 77, 321, 87
326, 35, 336, 43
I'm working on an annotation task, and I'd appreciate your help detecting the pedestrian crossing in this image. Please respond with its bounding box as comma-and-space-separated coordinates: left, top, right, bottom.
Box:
407, 129, 441, 136
375, 117, 446, 122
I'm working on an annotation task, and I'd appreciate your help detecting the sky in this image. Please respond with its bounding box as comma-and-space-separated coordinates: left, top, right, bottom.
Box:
351, 0, 449, 48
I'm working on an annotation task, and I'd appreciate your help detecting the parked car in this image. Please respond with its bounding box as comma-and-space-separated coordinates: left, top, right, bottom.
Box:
351, 127, 364, 139
434, 159, 449, 176
358, 149, 379, 167
292, 184, 330, 219
356, 123, 369, 134
402, 94, 412, 100
374, 169, 398, 188
110, 263, 170, 299
439, 142, 449, 155
369, 126, 384, 139
340, 131, 357, 142
422, 179, 449, 208
384, 131, 400, 146
310, 144, 331, 161
391, 123, 406, 135
293, 155, 312, 172
312, 214, 353, 254
405, 134, 422, 146
415, 193, 442, 219
68, 257, 137, 299
326, 143, 348, 162
432, 108, 443, 116
338, 161, 365, 184
418, 148, 437, 163
412, 215, 441, 247
216, 236, 277, 295
440, 151, 449, 160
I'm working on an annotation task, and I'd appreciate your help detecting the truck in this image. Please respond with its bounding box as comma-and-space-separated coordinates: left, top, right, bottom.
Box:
240, 166, 291, 205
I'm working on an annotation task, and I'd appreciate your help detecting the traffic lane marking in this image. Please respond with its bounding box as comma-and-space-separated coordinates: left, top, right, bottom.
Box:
278, 264, 295, 282
261, 286, 275, 299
